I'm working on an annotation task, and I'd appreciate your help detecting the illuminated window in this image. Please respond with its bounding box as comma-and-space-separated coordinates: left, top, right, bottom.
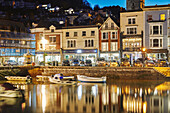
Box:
160, 14, 165, 21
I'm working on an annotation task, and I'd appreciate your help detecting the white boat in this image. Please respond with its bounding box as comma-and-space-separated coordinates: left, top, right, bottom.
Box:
49, 74, 76, 85
0, 83, 24, 98
77, 75, 106, 83
5, 75, 32, 81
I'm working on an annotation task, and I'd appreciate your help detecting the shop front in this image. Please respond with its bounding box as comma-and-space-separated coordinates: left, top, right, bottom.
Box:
35, 51, 60, 65
63, 49, 98, 63
146, 49, 168, 60
100, 51, 120, 61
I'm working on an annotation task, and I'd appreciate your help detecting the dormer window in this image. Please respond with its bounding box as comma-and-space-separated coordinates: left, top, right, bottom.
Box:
111, 23, 114, 29
160, 14, 165, 21
105, 23, 108, 29
51, 29, 54, 32
148, 15, 152, 21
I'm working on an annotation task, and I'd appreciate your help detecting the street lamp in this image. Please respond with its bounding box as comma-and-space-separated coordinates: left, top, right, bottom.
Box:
141, 47, 146, 64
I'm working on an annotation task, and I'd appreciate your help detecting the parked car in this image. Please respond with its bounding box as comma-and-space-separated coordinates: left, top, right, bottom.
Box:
144, 60, 157, 67
109, 60, 119, 67
157, 59, 169, 67
70, 59, 79, 66
133, 60, 143, 67
120, 58, 131, 67
96, 58, 106, 66
62, 60, 70, 66
3, 60, 18, 66
79, 61, 85, 66
85, 60, 92, 66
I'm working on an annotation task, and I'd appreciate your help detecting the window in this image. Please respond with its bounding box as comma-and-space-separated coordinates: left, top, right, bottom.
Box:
111, 23, 114, 29
49, 37, 56, 43
148, 15, 152, 21
105, 23, 108, 29
74, 32, 77, 37
91, 31, 95, 36
85, 40, 94, 47
66, 32, 69, 37
82, 31, 86, 36
40, 44, 43, 49
51, 29, 54, 32
160, 14, 165, 21
127, 28, 137, 34
101, 42, 108, 51
128, 18, 136, 24
150, 38, 163, 48
150, 25, 163, 35
112, 32, 117, 39
102, 32, 108, 39
111, 42, 118, 51
67, 40, 76, 48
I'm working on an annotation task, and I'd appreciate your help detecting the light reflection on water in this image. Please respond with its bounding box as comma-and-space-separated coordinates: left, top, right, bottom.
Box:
0, 80, 170, 113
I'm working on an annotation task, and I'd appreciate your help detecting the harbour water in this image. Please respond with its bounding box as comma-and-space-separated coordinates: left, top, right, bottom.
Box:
0, 80, 170, 113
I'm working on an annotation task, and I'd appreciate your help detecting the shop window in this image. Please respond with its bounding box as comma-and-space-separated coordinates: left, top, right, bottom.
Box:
66, 32, 69, 37
82, 31, 86, 36
91, 31, 95, 36
160, 14, 165, 21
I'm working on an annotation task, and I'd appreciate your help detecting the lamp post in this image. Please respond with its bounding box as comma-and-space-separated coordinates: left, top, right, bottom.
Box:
142, 47, 146, 64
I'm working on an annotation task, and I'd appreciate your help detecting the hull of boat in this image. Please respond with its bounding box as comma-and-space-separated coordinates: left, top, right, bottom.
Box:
77, 75, 106, 83
49, 77, 76, 85
0, 90, 23, 98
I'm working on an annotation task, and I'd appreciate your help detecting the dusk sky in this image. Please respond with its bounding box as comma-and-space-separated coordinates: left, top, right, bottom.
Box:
87, 0, 170, 8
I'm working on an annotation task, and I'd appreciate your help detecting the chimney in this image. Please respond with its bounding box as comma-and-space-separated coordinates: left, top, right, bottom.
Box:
65, 19, 67, 27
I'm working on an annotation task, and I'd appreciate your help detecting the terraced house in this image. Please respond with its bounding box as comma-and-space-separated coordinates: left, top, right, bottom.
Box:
143, 4, 170, 61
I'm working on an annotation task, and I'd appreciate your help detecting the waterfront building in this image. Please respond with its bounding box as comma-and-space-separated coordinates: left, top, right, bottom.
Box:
99, 17, 120, 61
120, 10, 143, 62
0, 19, 35, 65
31, 25, 62, 65
143, 4, 170, 61
61, 25, 99, 63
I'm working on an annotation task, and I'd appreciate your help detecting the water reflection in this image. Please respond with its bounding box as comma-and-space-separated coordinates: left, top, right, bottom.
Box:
0, 81, 170, 113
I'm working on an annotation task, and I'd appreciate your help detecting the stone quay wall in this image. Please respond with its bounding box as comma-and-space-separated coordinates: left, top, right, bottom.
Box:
35, 66, 166, 80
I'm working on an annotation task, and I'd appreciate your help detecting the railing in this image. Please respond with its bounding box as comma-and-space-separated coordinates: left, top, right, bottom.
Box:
0, 31, 35, 40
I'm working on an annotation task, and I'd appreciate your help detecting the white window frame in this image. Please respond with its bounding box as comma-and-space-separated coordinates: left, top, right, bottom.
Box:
49, 36, 56, 43
101, 42, 108, 51
84, 39, 94, 47
126, 26, 137, 35
149, 23, 163, 36
67, 40, 76, 48
149, 37, 163, 49
128, 17, 136, 24
102, 32, 108, 40
111, 31, 118, 39
111, 42, 118, 51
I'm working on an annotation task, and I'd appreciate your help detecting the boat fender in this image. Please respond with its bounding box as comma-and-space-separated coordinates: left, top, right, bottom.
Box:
59, 76, 63, 79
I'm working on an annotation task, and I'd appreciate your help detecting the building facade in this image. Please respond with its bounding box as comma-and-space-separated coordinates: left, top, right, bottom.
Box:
120, 11, 143, 63
143, 5, 170, 61
99, 17, 120, 61
0, 19, 35, 65
61, 25, 99, 63
31, 25, 62, 65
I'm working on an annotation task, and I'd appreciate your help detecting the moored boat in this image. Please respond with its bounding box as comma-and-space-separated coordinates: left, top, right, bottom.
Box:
0, 83, 24, 98
49, 74, 76, 85
5, 75, 32, 81
77, 75, 106, 83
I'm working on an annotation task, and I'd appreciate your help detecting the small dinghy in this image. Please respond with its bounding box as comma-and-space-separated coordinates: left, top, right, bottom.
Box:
0, 83, 24, 98
49, 74, 76, 85
5, 75, 32, 82
77, 75, 106, 83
